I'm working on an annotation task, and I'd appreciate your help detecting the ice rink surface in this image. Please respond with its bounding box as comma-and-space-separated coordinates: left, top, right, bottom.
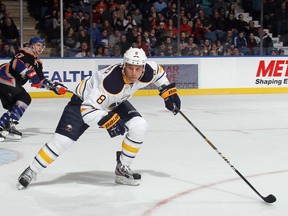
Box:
0, 94, 287, 216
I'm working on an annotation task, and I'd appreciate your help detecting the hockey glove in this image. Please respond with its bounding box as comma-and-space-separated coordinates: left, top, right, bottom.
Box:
98, 112, 126, 138
27, 70, 41, 88
41, 79, 67, 95
159, 82, 181, 115
50, 81, 67, 95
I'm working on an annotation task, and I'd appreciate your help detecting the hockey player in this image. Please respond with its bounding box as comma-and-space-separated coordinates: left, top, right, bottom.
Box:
17, 47, 181, 189
0, 37, 67, 141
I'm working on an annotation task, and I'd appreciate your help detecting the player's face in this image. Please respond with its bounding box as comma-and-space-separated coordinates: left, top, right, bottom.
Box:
124, 64, 144, 83
32, 42, 45, 56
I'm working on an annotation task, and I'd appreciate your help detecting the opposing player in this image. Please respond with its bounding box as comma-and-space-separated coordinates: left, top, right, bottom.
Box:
0, 37, 66, 141
17, 47, 181, 189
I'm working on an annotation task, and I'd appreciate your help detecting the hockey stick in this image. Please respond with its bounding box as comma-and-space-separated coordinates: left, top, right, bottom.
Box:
42, 83, 74, 94
176, 108, 276, 203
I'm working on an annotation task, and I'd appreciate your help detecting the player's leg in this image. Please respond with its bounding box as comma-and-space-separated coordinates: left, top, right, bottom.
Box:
0, 84, 30, 140
113, 101, 148, 186
17, 95, 89, 189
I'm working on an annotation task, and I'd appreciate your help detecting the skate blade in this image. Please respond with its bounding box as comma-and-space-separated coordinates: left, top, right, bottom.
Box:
115, 175, 140, 186
6, 133, 22, 140
16, 182, 26, 190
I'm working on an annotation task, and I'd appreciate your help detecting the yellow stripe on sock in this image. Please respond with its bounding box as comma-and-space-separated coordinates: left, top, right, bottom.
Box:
122, 142, 139, 153
39, 149, 54, 164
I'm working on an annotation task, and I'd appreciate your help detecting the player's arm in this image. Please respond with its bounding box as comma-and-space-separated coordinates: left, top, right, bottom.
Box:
40, 79, 67, 95
11, 58, 41, 87
33, 60, 67, 95
80, 91, 126, 138
150, 62, 181, 114
159, 82, 181, 114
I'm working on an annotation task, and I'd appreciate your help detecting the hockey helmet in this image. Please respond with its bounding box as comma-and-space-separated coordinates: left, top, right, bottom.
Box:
123, 47, 147, 66
29, 37, 45, 46
29, 37, 45, 55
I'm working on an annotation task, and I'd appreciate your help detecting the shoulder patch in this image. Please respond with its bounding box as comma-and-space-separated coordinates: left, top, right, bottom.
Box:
139, 63, 154, 83
103, 66, 125, 94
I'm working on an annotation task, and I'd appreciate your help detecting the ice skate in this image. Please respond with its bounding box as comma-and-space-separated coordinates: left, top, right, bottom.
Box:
17, 166, 37, 190
115, 151, 141, 186
5, 120, 22, 140
0, 127, 9, 142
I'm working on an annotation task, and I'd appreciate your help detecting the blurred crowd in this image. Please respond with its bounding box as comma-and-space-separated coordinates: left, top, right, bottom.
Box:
0, 0, 288, 58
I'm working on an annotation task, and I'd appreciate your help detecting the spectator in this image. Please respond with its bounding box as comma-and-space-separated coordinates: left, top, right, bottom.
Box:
75, 41, 94, 57
153, 0, 167, 13
139, 0, 153, 16
209, 9, 225, 41
141, 13, 155, 31
180, 16, 192, 36
135, 35, 149, 56
224, 12, 238, 32
51, 10, 61, 42
102, 46, 111, 57
273, 2, 288, 36
100, 28, 109, 47
246, 33, 258, 48
155, 41, 166, 56
263, 0, 276, 29
95, 0, 108, 14
95, 45, 103, 57
213, 0, 228, 14
262, 31, 274, 48
179, 31, 188, 49
116, 34, 131, 55
126, 26, 139, 44
0, 11, 15, 26
132, 8, 142, 26
226, 2, 238, 17
149, 6, 157, 19
122, 13, 137, 32
222, 29, 235, 49
111, 10, 123, 32
193, 17, 207, 44
234, 31, 247, 48
200, 0, 212, 16
236, 13, 248, 33
148, 28, 157, 55
245, 20, 259, 37
77, 27, 90, 44
232, 47, 243, 56
107, 0, 120, 11
101, 19, 113, 36
64, 5, 73, 20
64, 27, 80, 56
181, 36, 198, 56
278, 49, 285, 55
0, 43, 14, 58
270, 48, 277, 55
200, 38, 211, 56
163, 18, 178, 39
224, 46, 232, 55
1, 17, 20, 50
117, 3, 128, 21
88, 22, 101, 49
63, 18, 71, 33
0, 3, 6, 20
80, 12, 90, 30
196, 9, 212, 38
68, 11, 81, 32
108, 28, 121, 49
111, 44, 122, 57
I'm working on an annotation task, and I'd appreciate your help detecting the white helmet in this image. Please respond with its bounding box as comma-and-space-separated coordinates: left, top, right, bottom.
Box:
123, 47, 147, 66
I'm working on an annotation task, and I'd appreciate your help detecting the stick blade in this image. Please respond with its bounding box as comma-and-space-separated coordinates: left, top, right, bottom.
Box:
264, 194, 277, 203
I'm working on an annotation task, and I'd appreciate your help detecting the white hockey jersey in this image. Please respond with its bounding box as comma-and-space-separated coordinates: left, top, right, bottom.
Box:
74, 60, 170, 126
